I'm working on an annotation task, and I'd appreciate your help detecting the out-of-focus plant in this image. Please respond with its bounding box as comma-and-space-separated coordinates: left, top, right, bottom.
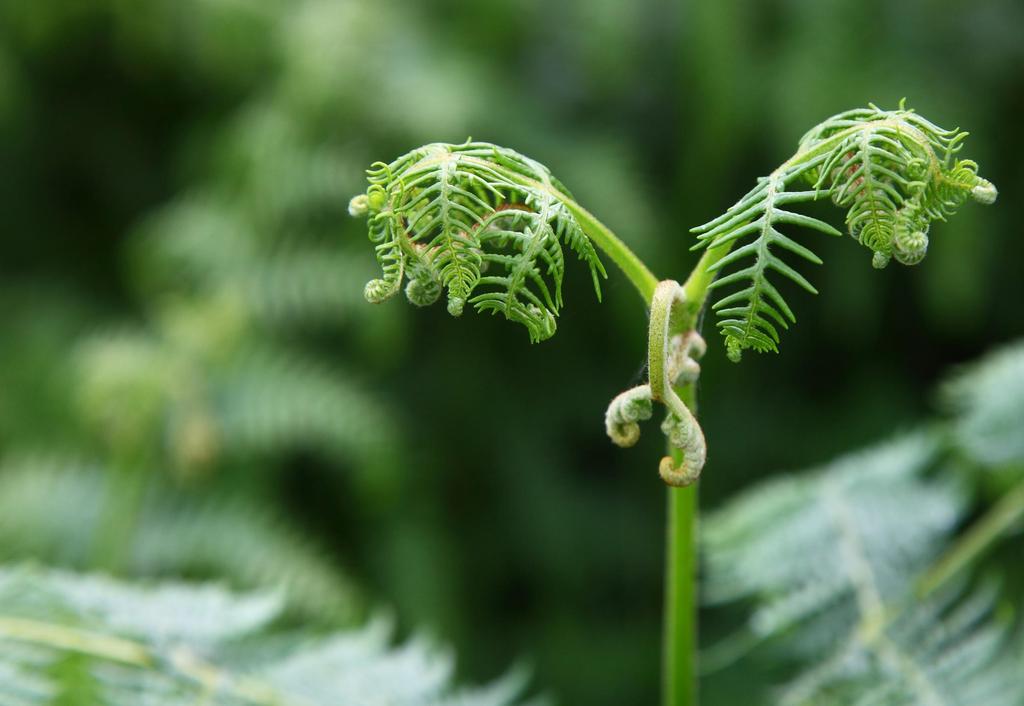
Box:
348, 103, 997, 706
702, 339, 1024, 704
0, 566, 529, 705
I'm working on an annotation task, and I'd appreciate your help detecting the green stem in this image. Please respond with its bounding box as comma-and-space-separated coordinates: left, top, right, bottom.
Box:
664, 385, 700, 706
680, 244, 736, 331
917, 475, 1024, 599
557, 197, 660, 302
662, 243, 735, 706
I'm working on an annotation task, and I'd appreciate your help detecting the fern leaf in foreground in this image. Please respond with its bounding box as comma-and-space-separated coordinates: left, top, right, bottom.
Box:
778, 585, 1021, 706
350, 141, 606, 342
0, 566, 529, 706
703, 434, 961, 641
702, 430, 1023, 704
693, 102, 996, 361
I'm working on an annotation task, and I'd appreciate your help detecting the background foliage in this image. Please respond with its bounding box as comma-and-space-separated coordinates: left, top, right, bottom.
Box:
0, 1, 1022, 704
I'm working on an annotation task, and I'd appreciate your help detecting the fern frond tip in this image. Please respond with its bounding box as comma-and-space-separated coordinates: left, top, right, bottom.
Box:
352, 142, 605, 342
695, 102, 996, 362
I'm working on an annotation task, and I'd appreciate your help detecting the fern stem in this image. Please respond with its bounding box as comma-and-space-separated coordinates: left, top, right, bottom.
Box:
664, 385, 699, 706
555, 197, 660, 301
661, 243, 740, 706
917, 474, 1024, 599
680, 244, 737, 330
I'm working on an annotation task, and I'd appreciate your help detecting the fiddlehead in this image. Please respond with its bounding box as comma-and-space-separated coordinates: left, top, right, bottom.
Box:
605, 280, 707, 486
693, 101, 997, 362
349, 141, 609, 342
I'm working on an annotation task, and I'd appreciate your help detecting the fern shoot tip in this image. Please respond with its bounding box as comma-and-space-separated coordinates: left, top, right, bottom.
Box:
353, 141, 607, 341
693, 102, 996, 359
725, 339, 742, 363
348, 194, 369, 218
971, 179, 998, 205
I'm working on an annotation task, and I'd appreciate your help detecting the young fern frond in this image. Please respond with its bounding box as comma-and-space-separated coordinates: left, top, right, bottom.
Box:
605, 281, 708, 485
350, 141, 608, 342
693, 101, 997, 362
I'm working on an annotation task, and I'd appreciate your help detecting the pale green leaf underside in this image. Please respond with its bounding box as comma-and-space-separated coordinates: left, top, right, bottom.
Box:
0, 566, 528, 706
944, 340, 1024, 470
703, 432, 1021, 705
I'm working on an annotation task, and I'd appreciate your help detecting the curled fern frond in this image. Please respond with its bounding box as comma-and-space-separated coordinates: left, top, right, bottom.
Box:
693, 101, 997, 361
605, 280, 707, 486
350, 141, 607, 342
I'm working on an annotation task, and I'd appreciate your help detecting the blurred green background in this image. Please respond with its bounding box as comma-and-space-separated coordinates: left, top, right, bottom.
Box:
0, 1, 1021, 704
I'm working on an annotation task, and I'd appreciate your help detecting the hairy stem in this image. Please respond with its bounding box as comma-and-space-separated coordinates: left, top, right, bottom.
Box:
661, 245, 736, 706
917, 474, 1024, 599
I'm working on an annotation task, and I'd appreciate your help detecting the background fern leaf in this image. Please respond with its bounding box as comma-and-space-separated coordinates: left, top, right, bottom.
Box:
703, 433, 961, 643
778, 585, 1020, 706
0, 456, 363, 624
943, 340, 1024, 470
701, 343, 1024, 705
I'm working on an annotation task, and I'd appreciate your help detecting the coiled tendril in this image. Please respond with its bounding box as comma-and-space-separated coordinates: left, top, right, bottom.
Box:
605, 281, 707, 486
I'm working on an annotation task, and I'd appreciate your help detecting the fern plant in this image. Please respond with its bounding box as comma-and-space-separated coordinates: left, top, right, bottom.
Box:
349, 103, 996, 706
